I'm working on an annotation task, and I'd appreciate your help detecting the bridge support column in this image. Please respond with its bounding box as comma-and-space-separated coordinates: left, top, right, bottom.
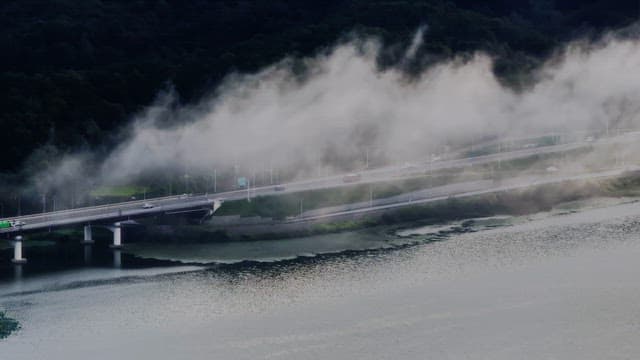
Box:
109, 223, 123, 249
11, 235, 27, 264
81, 225, 94, 245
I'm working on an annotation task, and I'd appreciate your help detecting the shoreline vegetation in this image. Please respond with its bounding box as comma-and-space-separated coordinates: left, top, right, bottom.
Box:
0, 311, 19, 339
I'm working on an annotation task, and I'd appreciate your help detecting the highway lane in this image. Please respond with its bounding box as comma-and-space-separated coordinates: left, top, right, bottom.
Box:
242, 130, 640, 199
0, 196, 219, 234
291, 165, 640, 222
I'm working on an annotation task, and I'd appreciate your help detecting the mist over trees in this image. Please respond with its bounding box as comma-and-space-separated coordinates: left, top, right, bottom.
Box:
1, 0, 638, 174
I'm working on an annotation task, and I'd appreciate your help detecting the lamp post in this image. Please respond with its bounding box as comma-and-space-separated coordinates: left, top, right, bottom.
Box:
299, 198, 304, 217
365, 148, 369, 169
247, 178, 251, 202
213, 168, 217, 193
369, 184, 374, 207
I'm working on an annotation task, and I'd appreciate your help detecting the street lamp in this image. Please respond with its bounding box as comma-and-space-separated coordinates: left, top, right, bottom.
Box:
299, 198, 304, 217
246, 177, 251, 202
213, 168, 217, 193
369, 184, 374, 207
365, 148, 369, 169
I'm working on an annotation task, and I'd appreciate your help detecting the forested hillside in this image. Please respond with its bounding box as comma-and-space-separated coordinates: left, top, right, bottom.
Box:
1, 0, 637, 172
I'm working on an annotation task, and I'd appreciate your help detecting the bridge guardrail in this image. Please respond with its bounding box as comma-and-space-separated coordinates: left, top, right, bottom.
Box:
0, 193, 216, 222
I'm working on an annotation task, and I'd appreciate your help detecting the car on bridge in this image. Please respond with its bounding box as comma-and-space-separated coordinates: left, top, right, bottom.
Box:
142, 202, 155, 209
0, 220, 25, 229
274, 185, 286, 191
343, 173, 362, 183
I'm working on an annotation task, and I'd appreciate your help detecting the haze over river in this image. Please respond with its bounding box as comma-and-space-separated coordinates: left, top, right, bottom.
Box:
2, 199, 640, 359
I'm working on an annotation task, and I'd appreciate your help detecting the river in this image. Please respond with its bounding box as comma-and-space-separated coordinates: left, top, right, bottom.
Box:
1, 198, 640, 359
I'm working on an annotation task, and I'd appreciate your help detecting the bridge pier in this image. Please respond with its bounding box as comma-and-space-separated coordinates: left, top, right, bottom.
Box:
11, 235, 27, 264
108, 222, 123, 249
81, 224, 94, 245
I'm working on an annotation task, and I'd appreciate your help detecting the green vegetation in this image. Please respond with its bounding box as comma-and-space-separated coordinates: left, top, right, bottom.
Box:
311, 220, 377, 234
604, 172, 640, 196
1, 0, 637, 173
90, 185, 150, 198
0, 312, 19, 339
0, 240, 56, 250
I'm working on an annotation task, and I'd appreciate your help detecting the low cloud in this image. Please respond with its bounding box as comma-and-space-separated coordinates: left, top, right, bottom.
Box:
34, 27, 640, 193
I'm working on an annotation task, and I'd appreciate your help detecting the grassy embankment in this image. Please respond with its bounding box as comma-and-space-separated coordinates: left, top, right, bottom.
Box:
215, 147, 594, 220
215, 173, 460, 219
90, 185, 150, 199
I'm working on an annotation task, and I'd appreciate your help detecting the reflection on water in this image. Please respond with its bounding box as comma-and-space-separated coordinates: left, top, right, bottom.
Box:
83, 245, 92, 265
125, 230, 410, 264
2, 200, 640, 359
12, 265, 22, 281
113, 250, 121, 269
0, 241, 185, 283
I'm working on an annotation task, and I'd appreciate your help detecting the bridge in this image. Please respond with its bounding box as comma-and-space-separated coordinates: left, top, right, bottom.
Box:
2, 130, 639, 264
2, 195, 224, 264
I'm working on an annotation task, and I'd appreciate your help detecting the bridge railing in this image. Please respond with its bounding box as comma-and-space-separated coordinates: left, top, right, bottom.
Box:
0, 193, 214, 222
0, 197, 218, 233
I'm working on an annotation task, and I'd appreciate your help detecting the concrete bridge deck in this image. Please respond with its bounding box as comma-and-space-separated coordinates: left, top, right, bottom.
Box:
0, 195, 222, 235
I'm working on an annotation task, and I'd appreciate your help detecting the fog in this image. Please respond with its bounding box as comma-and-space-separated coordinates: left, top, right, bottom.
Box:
31, 27, 640, 195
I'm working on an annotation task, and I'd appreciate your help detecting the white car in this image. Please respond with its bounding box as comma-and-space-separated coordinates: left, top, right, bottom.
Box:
142, 202, 155, 209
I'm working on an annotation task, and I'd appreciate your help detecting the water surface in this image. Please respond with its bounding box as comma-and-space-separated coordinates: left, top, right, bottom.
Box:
2, 200, 640, 359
